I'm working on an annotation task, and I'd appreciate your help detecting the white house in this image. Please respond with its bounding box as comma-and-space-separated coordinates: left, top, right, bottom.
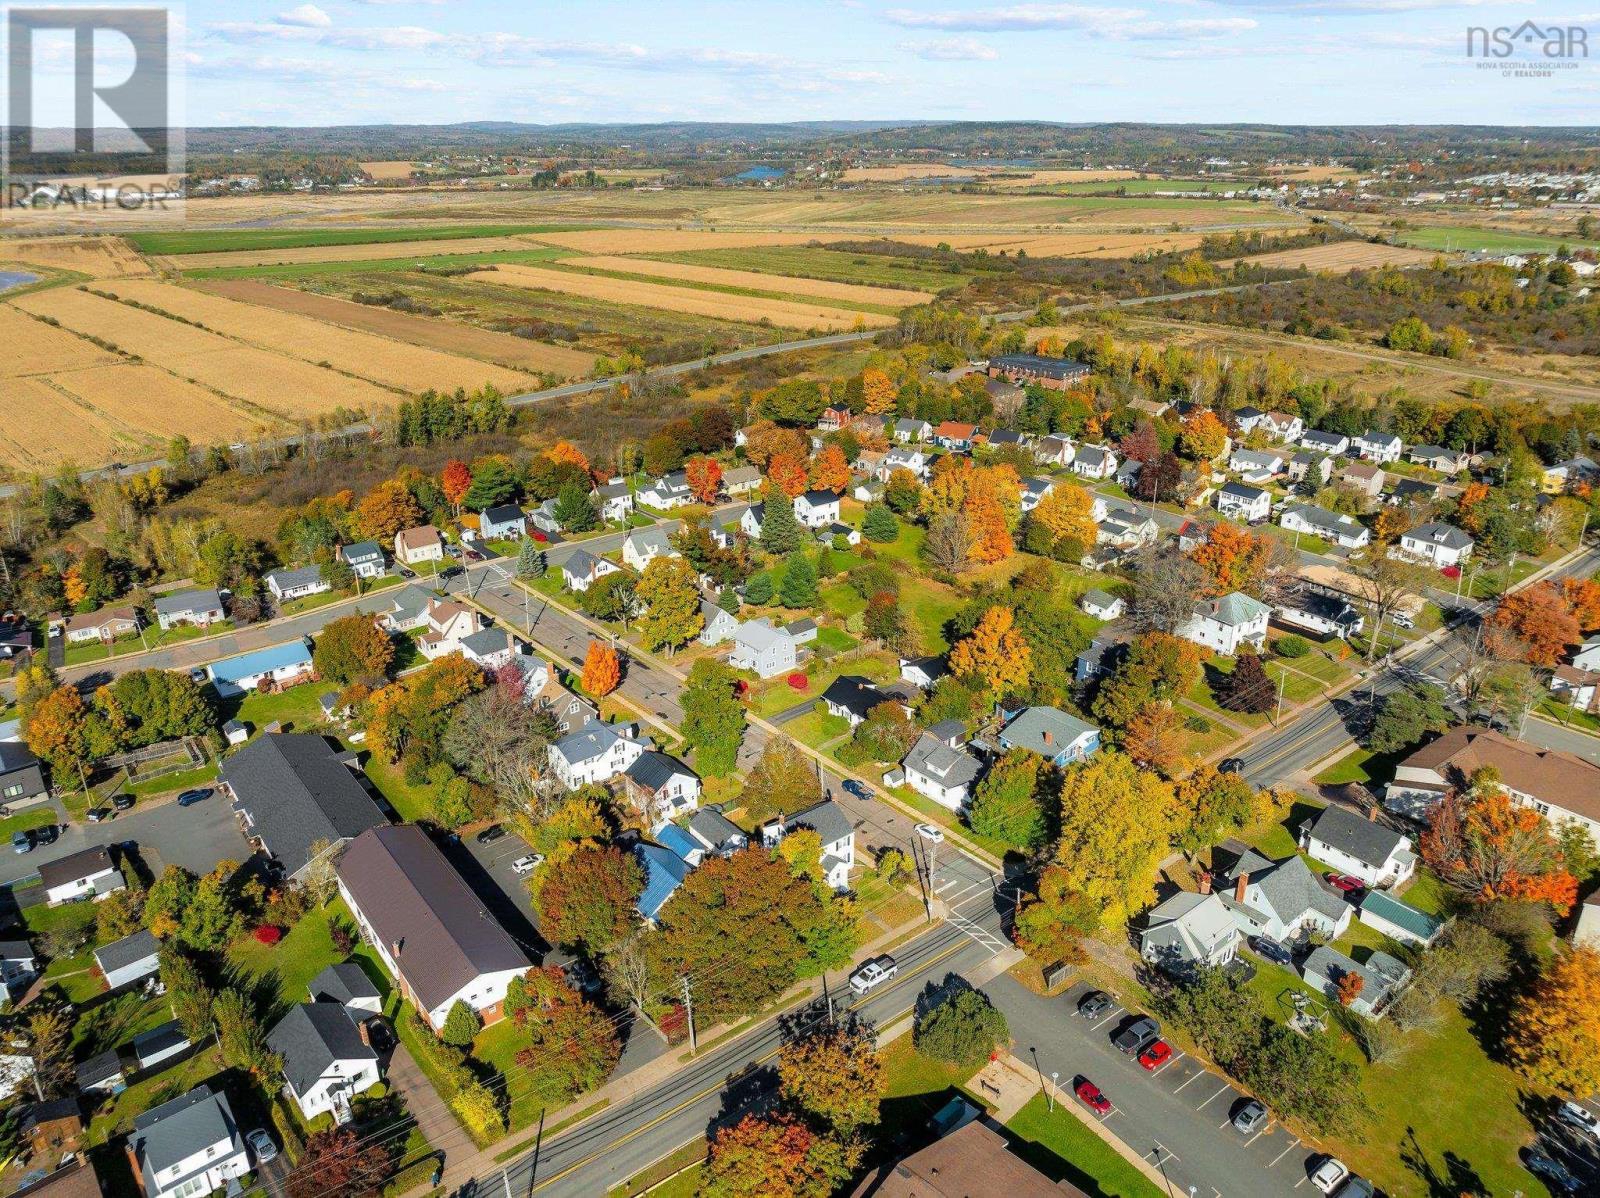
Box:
625, 750, 703, 830
881, 447, 929, 480
1258, 411, 1304, 443
592, 479, 635, 522
1357, 891, 1445, 948
1408, 445, 1468, 474
152, 588, 225, 631
1228, 448, 1285, 483
460, 627, 521, 671
699, 600, 740, 647
622, 527, 677, 572
1232, 406, 1267, 435
1353, 430, 1404, 464
415, 598, 482, 659
898, 656, 948, 690
1278, 502, 1370, 549
1298, 804, 1417, 888
39, 847, 125, 906
1034, 436, 1075, 467
1217, 849, 1353, 944
728, 619, 799, 678
1300, 946, 1411, 1020
902, 730, 982, 812
722, 465, 763, 497
267, 1003, 381, 1123
893, 418, 932, 443
1140, 891, 1240, 975
93, 929, 160, 991
793, 490, 842, 528
763, 800, 855, 891
1178, 592, 1270, 656
1070, 444, 1118, 480
264, 565, 331, 602
309, 963, 384, 1018
1272, 587, 1364, 639
0, 939, 36, 1001
479, 504, 527, 541
340, 541, 386, 579
1214, 482, 1271, 523
1299, 430, 1350, 456
395, 525, 445, 566
561, 549, 620, 593
130, 1086, 251, 1198
1080, 589, 1126, 621
1396, 522, 1474, 568
638, 471, 692, 510
548, 722, 651, 789
1020, 477, 1055, 513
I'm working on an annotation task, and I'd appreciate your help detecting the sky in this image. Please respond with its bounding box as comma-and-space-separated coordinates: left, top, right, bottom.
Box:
8, 0, 1600, 129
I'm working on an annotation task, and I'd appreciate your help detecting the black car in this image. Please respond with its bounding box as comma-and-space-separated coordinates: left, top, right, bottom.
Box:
176, 788, 212, 807
33, 824, 59, 846
841, 779, 871, 801
475, 825, 506, 845
1249, 935, 1295, 965
1077, 990, 1114, 1020
112, 794, 135, 811
1218, 757, 1244, 774
1522, 1147, 1584, 1195
1112, 1015, 1160, 1055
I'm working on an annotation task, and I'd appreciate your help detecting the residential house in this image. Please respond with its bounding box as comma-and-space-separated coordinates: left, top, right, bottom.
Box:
1033, 436, 1075, 467
622, 527, 676, 571
1408, 445, 1468, 474
1127, 398, 1170, 420
708, 506, 749, 550
1177, 519, 1214, 554
851, 478, 885, 504
1299, 430, 1349, 456
987, 353, 1090, 391
1286, 451, 1332, 487
699, 600, 740, 647
1385, 725, 1600, 841
337, 825, 532, 1030
1550, 663, 1600, 714
1080, 589, 1125, 621
561, 549, 620, 593
526, 497, 562, 536
635, 841, 692, 923
880, 447, 930, 479
152, 589, 225, 631
549, 720, 651, 789
1387, 477, 1447, 507
817, 405, 852, 432
1215, 482, 1271, 523
340, 541, 386, 579
1115, 457, 1143, 491
892, 418, 931, 444
787, 618, 819, 645
221, 734, 387, 882
376, 585, 433, 634
997, 706, 1101, 767
1178, 592, 1270, 656
478, 504, 527, 541
637, 471, 692, 510
1216, 849, 1353, 944
1070, 444, 1117, 480
1396, 522, 1474, 568
1357, 891, 1445, 948
267, 1003, 381, 1123
1095, 503, 1158, 550
1139, 891, 1241, 975
821, 675, 895, 728
793, 490, 842, 528
1299, 805, 1417, 888
415, 597, 482, 658
309, 962, 383, 1018
395, 525, 445, 566
93, 929, 160, 992
205, 638, 314, 699
9, 1162, 102, 1198
21, 1098, 84, 1167
1259, 411, 1304, 443
986, 427, 1028, 450
1271, 587, 1364, 639
764, 800, 855, 891
686, 808, 750, 858
1353, 430, 1404, 464
1278, 502, 1370, 549
1339, 462, 1386, 500
1300, 946, 1411, 1019
1232, 406, 1267, 435
899, 656, 948, 690
0, 741, 46, 806
592, 479, 635, 522
61, 604, 139, 645
74, 1052, 124, 1097
39, 847, 124, 906
902, 730, 983, 812
129, 1086, 250, 1198
625, 750, 702, 830
529, 671, 600, 736
1542, 455, 1600, 495
0, 939, 37, 1000
264, 566, 330, 603
728, 619, 799, 679
865, 1117, 1083, 1198
1228, 448, 1285, 483
722, 465, 763, 497
0, 1053, 36, 1102
1020, 476, 1055, 513
932, 421, 979, 451
460, 627, 521, 670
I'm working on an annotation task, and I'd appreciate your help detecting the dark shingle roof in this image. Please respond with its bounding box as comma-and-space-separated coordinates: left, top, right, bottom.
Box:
1303, 804, 1406, 869
337, 826, 531, 1014
785, 800, 852, 847
625, 751, 694, 793
820, 675, 886, 720
309, 962, 381, 1007
93, 929, 159, 975
267, 1003, 377, 1096
131, 1085, 239, 1193
152, 588, 222, 616
220, 734, 386, 877
75, 1050, 123, 1089
37, 847, 115, 890
482, 504, 524, 527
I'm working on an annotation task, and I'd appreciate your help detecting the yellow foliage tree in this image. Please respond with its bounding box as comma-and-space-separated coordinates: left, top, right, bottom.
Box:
1054, 750, 1180, 927
1507, 946, 1600, 1096
949, 606, 1031, 697
1030, 484, 1096, 547
861, 368, 897, 415
62, 566, 87, 609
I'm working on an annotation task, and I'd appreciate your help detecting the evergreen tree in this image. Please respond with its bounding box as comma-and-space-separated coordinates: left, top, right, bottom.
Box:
779, 553, 818, 608
862, 503, 899, 544
516, 539, 546, 578
553, 483, 598, 532
718, 586, 740, 616
760, 496, 803, 555
441, 1000, 481, 1047
745, 573, 775, 605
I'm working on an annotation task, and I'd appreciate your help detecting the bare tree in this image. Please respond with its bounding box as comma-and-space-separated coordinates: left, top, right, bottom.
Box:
602, 930, 655, 1015
302, 838, 341, 908
1350, 556, 1429, 662
442, 686, 562, 818
923, 512, 972, 575
1129, 545, 1208, 635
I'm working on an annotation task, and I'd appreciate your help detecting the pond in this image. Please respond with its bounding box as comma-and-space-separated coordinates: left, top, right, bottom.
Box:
0, 270, 39, 292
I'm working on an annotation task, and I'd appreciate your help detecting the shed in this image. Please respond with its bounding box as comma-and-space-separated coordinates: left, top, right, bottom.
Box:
93, 929, 161, 991
131, 1020, 191, 1069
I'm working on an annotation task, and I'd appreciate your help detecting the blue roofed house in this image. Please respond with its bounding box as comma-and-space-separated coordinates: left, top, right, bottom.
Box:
340, 541, 386, 579
205, 638, 315, 698
635, 841, 693, 924
997, 706, 1100, 767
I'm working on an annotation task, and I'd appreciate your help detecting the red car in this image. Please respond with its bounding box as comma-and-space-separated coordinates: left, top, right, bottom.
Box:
1074, 1079, 1112, 1115
1137, 1040, 1173, 1071
1325, 873, 1364, 895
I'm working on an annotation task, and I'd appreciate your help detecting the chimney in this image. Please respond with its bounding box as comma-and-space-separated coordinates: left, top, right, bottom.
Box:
1197, 870, 1212, 895
1367, 804, 1379, 821
1043, 729, 1054, 746
1234, 872, 1249, 903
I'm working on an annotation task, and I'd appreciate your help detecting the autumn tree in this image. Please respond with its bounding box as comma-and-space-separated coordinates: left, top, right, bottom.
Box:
1489, 581, 1581, 666
1054, 750, 1180, 926
1333, 969, 1365, 1008
1191, 523, 1282, 599
27, 1008, 72, 1098
1173, 766, 1268, 857
1507, 946, 1600, 1096
1092, 632, 1202, 729
215, 991, 278, 1079
1012, 866, 1098, 964
1351, 556, 1429, 661
1129, 545, 1208, 635
313, 613, 396, 686
1029, 483, 1096, 551
1563, 577, 1600, 631
1122, 703, 1190, 775
545, 440, 592, 477
967, 749, 1048, 849
507, 966, 621, 1106
740, 738, 820, 819
860, 367, 896, 415
288, 1126, 392, 1198
1420, 773, 1578, 911
685, 456, 723, 505
699, 1114, 852, 1198
23, 685, 90, 782
809, 444, 851, 494
766, 453, 809, 499
636, 556, 703, 653
536, 846, 644, 954
923, 512, 972, 575
741, 419, 809, 469
1179, 410, 1229, 461
778, 1021, 885, 1134
681, 659, 746, 777
581, 641, 621, 698
949, 606, 1031, 698
1217, 651, 1275, 714
357, 478, 423, 542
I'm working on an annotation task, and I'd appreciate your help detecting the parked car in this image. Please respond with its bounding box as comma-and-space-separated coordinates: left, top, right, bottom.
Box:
1325, 873, 1365, 896
511, 854, 544, 875
176, 788, 212, 807
1557, 1100, 1600, 1141
1232, 1099, 1269, 1135
112, 794, 135, 811
1074, 1079, 1111, 1116
1112, 1016, 1160, 1055
1522, 1147, 1584, 1195
1332, 1178, 1375, 1198
86, 808, 110, 822
476, 825, 506, 845
913, 823, 944, 844
563, 960, 602, 995
189, 667, 208, 684
841, 779, 870, 801
1218, 757, 1244, 774
33, 824, 58, 846
1137, 1040, 1173, 1071
1249, 935, 1294, 965
849, 955, 898, 995
1310, 1157, 1350, 1194
11, 831, 31, 854
246, 1129, 277, 1164
1077, 990, 1114, 1020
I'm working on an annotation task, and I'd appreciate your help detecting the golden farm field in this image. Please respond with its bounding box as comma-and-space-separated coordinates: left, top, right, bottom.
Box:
157, 235, 539, 270
1224, 241, 1439, 272
565, 254, 934, 306
1, 235, 151, 278
0, 306, 121, 376
891, 231, 1207, 257
50, 364, 266, 446
97, 279, 542, 393
469, 263, 895, 330
839, 165, 1141, 184
3, 378, 130, 470
360, 160, 417, 180
15, 287, 397, 417
530, 229, 822, 254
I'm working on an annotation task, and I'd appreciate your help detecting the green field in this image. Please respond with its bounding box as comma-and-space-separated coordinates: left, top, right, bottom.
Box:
185, 245, 575, 281
1395, 224, 1600, 254
128, 224, 592, 256
656, 245, 979, 291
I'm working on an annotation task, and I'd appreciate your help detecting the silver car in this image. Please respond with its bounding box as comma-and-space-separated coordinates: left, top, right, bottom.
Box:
849, 955, 899, 995
246, 1128, 277, 1164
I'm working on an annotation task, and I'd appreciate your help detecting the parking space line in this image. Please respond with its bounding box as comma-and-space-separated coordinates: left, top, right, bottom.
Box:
1245, 1123, 1273, 1147
1197, 1082, 1231, 1110
1270, 1139, 1302, 1167
1173, 1069, 1207, 1093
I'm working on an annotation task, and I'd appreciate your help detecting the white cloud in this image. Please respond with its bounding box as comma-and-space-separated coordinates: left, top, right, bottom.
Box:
277, 4, 331, 28
903, 35, 1001, 58
884, 5, 1256, 38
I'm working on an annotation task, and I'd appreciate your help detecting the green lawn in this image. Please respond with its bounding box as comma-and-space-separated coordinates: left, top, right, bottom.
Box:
820, 582, 867, 619
0, 805, 60, 840
228, 897, 367, 1012
1394, 224, 1600, 254
189, 245, 577, 281
1536, 698, 1600, 735
1005, 1094, 1164, 1198
227, 682, 329, 732
362, 753, 436, 823
86, 1046, 224, 1145
747, 653, 898, 718
814, 625, 859, 654
125, 761, 220, 797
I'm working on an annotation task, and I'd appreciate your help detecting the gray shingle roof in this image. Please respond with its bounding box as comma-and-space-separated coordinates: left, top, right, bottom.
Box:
1303, 804, 1406, 869
1230, 853, 1347, 927
1403, 522, 1473, 550
625, 750, 695, 793
309, 962, 382, 1008
563, 548, 601, 577
131, 1085, 240, 1195
341, 540, 383, 564
461, 627, 510, 657
266, 565, 325, 592
93, 929, 159, 975
267, 1002, 377, 1096
152, 588, 222, 616
785, 800, 853, 847
999, 707, 1099, 755
903, 733, 982, 789
688, 808, 747, 852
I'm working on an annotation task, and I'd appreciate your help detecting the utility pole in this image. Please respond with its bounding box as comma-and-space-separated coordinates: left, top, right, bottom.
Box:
1275, 666, 1286, 723
681, 976, 697, 1055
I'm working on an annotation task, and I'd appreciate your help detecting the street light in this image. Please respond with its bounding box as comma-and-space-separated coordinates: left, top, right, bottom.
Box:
1048, 1071, 1058, 1113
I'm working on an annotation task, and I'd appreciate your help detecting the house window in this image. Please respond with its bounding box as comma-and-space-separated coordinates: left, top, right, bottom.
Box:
2, 784, 21, 798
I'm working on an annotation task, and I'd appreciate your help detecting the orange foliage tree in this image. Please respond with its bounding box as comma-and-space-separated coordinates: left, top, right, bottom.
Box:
1507, 946, 1600, 1095
357, 479, 424, 542
1030, 484, 1096, 548
440, 460, 472, 514
949, 606, 1031, 697
1334, 970, 1365, 1008
766, 452, 809, 499
545, 440, 592, 478
1418, 773, 1577, 912
1190, 523, 1275, 598
581, 641, 621, 698
1562, 577, 1600, 632
809, 444, 852, 494
741, 420, 809, 469
1122, 703, 1188, 776
1488, 581, 1581, 666
684, 457, 723, 505
1455, 481, 1492, 534
965, 485, 1013, 565
62, 565, 87, 608
860, 367, 897, 415
1178, 410, 1229, 462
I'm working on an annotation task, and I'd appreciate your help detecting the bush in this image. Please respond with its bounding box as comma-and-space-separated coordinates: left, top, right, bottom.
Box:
1275, 635, 1311, 659
1184, 714, 1212, 733
914, 989, 1009, 1069
440, 999, 482, 1047
253, 925, 282, 945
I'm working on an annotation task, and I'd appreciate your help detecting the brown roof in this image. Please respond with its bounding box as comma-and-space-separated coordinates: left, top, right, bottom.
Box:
1400, 726, 1600, 820
1344, 463, 1382, 481
11, 1161, 101, 1198
396, 525, 442, 550
934, 421, 978, 438
63, 605, 137, 632
852, 1120, 1085, 1198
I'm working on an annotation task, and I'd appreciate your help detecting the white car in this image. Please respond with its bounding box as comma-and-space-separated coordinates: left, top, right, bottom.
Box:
1558, 1099, 1600, 1140
913, 823, 944, 844
1310, 1157, 1349, 1194
849, 955, 899, 996
511, 854, 545, 875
